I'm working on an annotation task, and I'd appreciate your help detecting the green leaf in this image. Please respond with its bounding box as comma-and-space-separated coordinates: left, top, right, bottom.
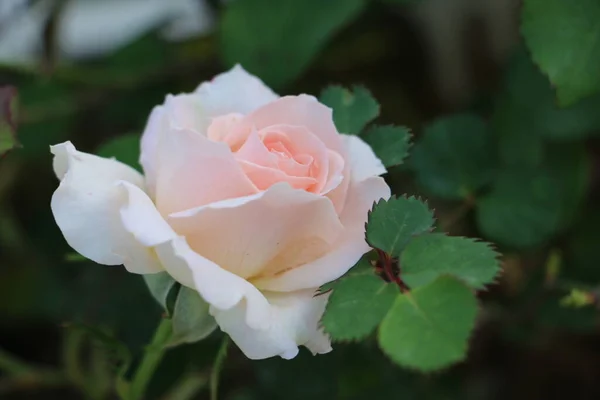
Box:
366, 196, 435, 257
409, 114, 496, 200
476, 168, 561, 249
143, 273, 178, 315
476, 144, 589, 249
378, 276, 477, 371
522, 0, 600, 106
362, 125, 411, 168
96, 134, 142, 172
493, 48, 600, 145
401, 233, 500, 290
220, 0, 365, 89
322, 262, 398, 341
319, 85, 380, 134
0, 86, 19, 156
168, 287, 217, 347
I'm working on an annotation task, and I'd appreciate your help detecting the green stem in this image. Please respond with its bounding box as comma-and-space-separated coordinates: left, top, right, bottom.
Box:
129, 318, 173, 400
210, 337, 230, 400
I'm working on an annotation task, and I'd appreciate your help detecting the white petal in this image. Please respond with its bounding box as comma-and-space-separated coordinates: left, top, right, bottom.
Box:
213, 289, 331, 360
168, 182, 343, 280
50, 141, 162, 274
139, 106, 166, 199
195, 65, 278, 120
118, 181, 177, 247
253, 177, 391, 291
342, 134, 387, 182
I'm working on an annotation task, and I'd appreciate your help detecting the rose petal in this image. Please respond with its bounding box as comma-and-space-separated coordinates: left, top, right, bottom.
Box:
252, 176, 391, 291
213, 289, 331, 360
141, 65, 277, 194
321, 150, 345, 195
195, 65, 278, 123
50, 141, 162, 274
206, 113, 245, 146
168, 182, 344, 280
238, 160, 317, 191
235, 129, 277, 168
139, 105, 167, 198
155, 236, 270, 326
155, 236, 330, 359
164, 93, 207, 132
118, 181, 176, 247
261, 125, 331, 192
243, 95, 345, 155
154, 127, 258, 215
342, 134, 387, 182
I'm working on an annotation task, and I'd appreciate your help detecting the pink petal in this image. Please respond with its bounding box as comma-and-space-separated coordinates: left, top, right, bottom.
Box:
243, 95, 345, 155
238, 160, 317, 191
167, 182, 344, 281
252, 177, 391, 291
154, 127, 258, 215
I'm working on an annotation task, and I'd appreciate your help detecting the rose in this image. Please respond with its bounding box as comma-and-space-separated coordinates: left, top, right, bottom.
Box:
51, 66, 390, 359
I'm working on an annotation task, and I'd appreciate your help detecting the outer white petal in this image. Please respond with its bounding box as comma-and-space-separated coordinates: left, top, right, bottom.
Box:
50, 141, 162, 274
195, 65, 279, 121
168, 182, 343, 280
253, 177, 391, 291
213, 289, 331, 360
342, 134, 387, 182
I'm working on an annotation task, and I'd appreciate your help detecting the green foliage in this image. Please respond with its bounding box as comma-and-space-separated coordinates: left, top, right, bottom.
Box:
493, 48, 600, 144
366, 197, 434, 257
220, 0, 366, 89
378, 276, 478, 371
96, 134, 142, 172
0, 86, 19, 156
476, 145, 589, 249
168, 287, 217, 347
401, 233, 500, 289
319, 85, 380, 134
410, 114, 497, 200
366, 196, 434, 257
362, 125, 411, 167
324, 197, 499, 371
522, 0, 600, 106
322, 260, 399, 341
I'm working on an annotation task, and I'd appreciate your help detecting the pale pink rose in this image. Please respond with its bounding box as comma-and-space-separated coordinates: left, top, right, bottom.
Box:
50, 66, 390, 359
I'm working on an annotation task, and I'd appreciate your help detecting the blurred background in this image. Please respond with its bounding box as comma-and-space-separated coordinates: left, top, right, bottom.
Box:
1, 0, 600, 399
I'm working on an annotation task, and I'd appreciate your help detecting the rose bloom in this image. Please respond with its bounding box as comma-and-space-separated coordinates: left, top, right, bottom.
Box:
51, 66, 390, 359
